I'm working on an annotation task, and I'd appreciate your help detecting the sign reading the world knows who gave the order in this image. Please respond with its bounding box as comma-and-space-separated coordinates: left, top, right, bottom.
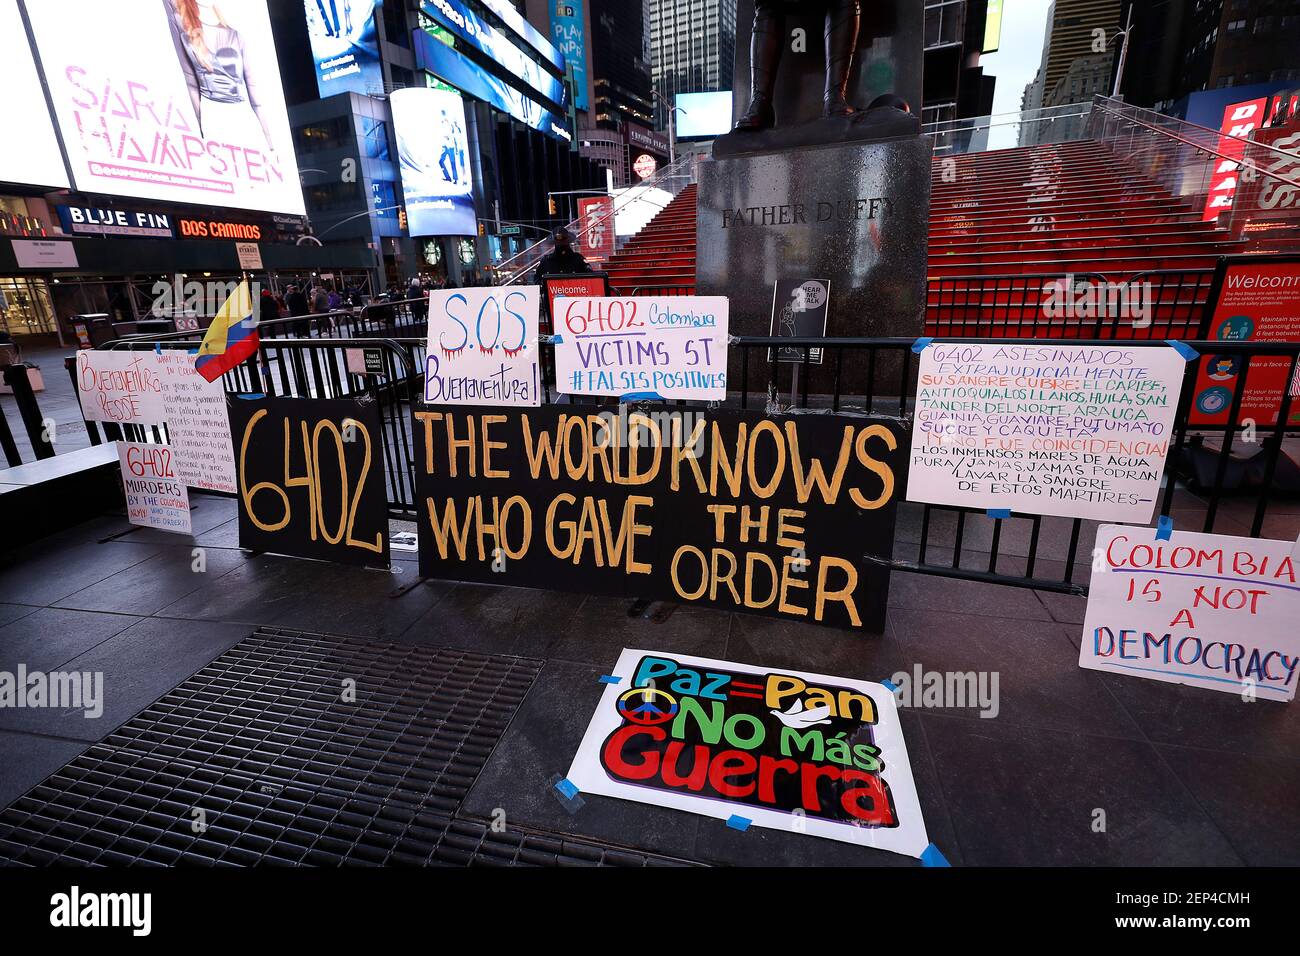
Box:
424, 286, 541, 406
566, 649, 930, 857
906, 343, 1187, 523
552, 295, 729, 401
1080, 525, 1300, 700
410, 404, 906, 630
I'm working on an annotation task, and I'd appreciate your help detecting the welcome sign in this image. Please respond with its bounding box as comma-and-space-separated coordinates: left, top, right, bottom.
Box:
566, 649, 930, 857
412, 404, 905, 630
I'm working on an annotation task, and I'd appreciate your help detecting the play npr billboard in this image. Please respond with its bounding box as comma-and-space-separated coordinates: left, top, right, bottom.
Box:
24, 0, 305, 216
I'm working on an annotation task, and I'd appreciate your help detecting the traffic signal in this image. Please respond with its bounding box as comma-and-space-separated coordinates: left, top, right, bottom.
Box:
548, 196, 557, 215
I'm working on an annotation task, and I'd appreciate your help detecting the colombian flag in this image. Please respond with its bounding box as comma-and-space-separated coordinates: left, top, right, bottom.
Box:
194, 280, 259, 383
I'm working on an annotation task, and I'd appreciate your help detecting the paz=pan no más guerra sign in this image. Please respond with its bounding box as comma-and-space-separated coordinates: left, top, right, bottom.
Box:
227, 395, 390, 569
424, 286, 541, 406
906, 342, 1187, 523
1080, 525, 1300, 701
552, 295, 729, 401
410, 404, 906, 630
566, 649, 930, 857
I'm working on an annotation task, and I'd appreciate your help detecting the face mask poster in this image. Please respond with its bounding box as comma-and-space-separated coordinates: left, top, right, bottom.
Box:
906, 343, 1188, 522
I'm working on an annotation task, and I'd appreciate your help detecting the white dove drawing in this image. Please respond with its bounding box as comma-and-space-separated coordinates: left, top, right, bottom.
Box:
770, 699, 833, 728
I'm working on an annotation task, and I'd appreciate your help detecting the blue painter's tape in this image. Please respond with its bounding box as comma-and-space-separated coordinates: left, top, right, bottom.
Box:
987, 508, 1012, 520
621, 391, 664, 402
236, 392, 266, 400
880, 678, 898, 692
554, 778, 579, 800
921, 843, 950, 867
551, 334, 563, 345
1156, 515, 1174, 541
911, 336, 934, 353
726, 814, 752, 832
154, 342, 162, 354
598, 675, 621, 685
1166, 339, 1199, 361
188, 348, 199, 355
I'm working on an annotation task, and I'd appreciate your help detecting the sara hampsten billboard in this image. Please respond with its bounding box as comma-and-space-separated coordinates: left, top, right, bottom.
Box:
25, 0, 305, 216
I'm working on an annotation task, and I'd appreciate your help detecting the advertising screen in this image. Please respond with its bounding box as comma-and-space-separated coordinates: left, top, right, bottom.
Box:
304, 0, 383, 97
391, 87, 476, 237
26, 0, 305, 216
0, 0, 69, 189
675, 90, 734, 139
549, 0, 588, 111
422, 0, 565, 108
413, 28, 571, 142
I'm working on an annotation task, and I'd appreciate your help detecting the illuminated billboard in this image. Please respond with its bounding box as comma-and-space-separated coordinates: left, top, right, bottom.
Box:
26, 0, 305, 216
0, 0, 68, 189
391, 87, 476, 237
305, 0, 383, 97
422, 0, 565, 108
675, 91, 734, 139
413, 28, 572, 142
550, 0, 588, 112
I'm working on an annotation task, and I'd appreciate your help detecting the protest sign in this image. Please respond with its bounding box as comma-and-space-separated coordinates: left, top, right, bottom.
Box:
227, 395, 389, 569
117, 441, 191, 535
566, 648, 930, 857
1080, 525, 1300, 700
907, 342, 1186, 523
412, 404, 904, 630
542, 272, 608, 328
423, 286, 540, 406
154, 349, 236, 494
75, 351, 167, 424
552, 295, 729, 400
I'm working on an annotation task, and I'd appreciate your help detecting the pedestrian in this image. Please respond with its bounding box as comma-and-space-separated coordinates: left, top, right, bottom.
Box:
531, 229, 590, 283
285, 283, 310, 337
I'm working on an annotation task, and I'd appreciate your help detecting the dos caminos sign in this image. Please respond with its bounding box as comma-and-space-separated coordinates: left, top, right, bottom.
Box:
566, 649, 930, 857
411, 404, 905, 629
228, 395, 390, 568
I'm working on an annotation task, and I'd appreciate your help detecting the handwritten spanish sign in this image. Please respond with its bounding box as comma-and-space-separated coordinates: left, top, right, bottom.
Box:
907, 343, 1186, 522
117, 441, 191, 535
1080, 526, 1300, 700
227, 395, 389, 569
566, 649, 930, 857
424, 286, 540, 406
154, 349, 237, 494
76, 351, 167, 424
552, 295, 729, 400
412, 404, 904, 630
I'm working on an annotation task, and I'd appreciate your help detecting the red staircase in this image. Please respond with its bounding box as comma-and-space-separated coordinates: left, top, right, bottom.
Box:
600, 141, 1249, 335
603, 184, 697, 293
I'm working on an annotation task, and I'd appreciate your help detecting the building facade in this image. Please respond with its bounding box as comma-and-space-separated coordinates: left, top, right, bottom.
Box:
648, 0, 737, 130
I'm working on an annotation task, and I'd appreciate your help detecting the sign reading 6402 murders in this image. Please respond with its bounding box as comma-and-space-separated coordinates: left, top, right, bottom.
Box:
412, 404, 905, 630
566, 649, 930, 857
228, 395, 389, 569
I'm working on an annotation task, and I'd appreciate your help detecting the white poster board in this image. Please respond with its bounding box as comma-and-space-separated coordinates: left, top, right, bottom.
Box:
423, 286, 540, 406
566, 648, 930, 858
75, 351, 168, 424
154, 350, 237, 494
553, 296, 729, 400
1080, 525, 1300, 700
907, 343, 1187, 522
117, 441, 191, 535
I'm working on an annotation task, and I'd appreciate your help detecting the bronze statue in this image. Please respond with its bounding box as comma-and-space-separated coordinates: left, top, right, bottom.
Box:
736, 0, 861, 131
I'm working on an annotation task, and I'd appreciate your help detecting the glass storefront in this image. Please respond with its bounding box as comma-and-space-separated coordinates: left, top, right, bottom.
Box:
0, 277, 57, 336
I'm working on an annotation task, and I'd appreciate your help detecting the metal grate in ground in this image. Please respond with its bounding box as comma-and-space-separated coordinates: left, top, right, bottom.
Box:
0, 627, 696, 868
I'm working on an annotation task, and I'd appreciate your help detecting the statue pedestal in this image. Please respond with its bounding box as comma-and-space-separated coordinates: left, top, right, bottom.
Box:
697, 133, 930, 347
